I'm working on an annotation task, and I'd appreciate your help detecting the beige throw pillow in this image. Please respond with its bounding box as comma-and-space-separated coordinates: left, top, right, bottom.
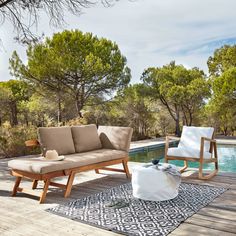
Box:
71, 124, 102, 153
38, 127, 75, 155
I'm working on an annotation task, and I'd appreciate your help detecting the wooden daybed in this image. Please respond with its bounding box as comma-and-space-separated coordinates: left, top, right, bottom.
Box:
8, 125, 133, 203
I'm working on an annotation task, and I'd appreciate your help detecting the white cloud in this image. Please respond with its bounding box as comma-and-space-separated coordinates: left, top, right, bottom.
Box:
1, 0, 236, 82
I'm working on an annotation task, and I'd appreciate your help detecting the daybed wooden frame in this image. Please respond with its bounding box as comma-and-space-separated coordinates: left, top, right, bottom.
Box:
11, 140, 131, 203
164, 135, 218, 180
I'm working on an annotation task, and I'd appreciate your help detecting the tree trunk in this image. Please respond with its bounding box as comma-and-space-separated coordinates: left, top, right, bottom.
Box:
182, 111, 188, 126
175, 119, 181, 137
223, 126, 228, 136
75, 100, 83, 118
160, 97, 181, 136
10, 101, 18, 126
175, 107, 181, 136
24, 113, 29, 126
189, 112, 193, 126
57, 93, 62, 125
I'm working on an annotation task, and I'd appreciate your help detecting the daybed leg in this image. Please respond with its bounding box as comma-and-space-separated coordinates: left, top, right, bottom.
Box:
180, 161, 188, 173
32, 180, 38, 189
64, 171, 76, 198
39, 179, 50, 204
122, 160, 131, 179
95, 169, 100, 174
12, 177, 22, 197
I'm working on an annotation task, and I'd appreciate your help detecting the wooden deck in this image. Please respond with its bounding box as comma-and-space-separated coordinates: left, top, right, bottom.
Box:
0, 159, 236, 236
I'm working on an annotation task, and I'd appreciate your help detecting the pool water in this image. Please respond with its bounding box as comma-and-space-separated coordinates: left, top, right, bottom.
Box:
129, 144, 236, 173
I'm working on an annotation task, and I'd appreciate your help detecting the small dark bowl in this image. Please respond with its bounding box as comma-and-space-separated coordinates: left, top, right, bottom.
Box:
151, 159, 160, 165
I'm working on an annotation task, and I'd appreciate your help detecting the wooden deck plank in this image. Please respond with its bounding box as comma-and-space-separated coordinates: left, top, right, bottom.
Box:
186, 213, 236, 233
1, 160, 236, 236
169, 223, 236, 236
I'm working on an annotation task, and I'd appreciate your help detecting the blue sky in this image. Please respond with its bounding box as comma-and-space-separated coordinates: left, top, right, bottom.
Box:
1, 0, 236, 83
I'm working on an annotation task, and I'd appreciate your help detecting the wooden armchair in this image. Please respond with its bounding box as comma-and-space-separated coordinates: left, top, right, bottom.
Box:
164, 126, 218, 180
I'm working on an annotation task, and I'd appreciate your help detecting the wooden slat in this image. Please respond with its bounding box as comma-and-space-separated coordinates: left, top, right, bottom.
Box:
11, 170, 43, 180
64, 157, 129, 175
49, 182, 67, 189
98, 167, 126, 173
17, 187, 41, 197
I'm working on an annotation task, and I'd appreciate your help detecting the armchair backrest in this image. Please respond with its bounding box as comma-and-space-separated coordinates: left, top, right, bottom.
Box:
178, 126, 214, 151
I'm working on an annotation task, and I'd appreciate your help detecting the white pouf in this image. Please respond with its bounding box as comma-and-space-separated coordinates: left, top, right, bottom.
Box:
132, 165, 181, 201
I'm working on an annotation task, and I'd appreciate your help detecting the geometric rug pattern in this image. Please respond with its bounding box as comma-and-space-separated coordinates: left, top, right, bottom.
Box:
47, 183, 226, 236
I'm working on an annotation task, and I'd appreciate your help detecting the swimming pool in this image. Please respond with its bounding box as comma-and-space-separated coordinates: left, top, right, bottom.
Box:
129, 143, 236, 173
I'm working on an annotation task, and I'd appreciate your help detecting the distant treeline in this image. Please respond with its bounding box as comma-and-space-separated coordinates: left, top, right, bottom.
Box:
0, 30, 235, 157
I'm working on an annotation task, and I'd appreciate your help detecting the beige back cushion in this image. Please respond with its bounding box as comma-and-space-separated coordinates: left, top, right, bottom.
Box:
38, 127, 75, 155
98, 126, 133, 152
71, 124, 102, 153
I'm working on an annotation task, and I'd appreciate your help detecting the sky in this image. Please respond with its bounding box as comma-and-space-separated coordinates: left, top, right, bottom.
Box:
1, 0, 236, 83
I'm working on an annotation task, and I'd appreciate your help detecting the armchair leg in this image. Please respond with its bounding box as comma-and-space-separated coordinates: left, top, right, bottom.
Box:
95, 169, 99, 174
180, 161, 188, 173
198, 169, 218, 180
214, 142, 219, 171
198, 160, 218, 180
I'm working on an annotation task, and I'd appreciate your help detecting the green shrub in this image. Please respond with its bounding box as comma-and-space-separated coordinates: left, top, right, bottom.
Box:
0, 124, 40, 158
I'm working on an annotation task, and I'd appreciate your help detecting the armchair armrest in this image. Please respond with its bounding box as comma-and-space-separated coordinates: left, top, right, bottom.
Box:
25, 139, 40, 147
200, 137, 216, 158
201, 137, 216, 143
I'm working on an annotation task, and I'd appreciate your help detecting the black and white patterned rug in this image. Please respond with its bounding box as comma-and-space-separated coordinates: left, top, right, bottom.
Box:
47, 183, 226, 236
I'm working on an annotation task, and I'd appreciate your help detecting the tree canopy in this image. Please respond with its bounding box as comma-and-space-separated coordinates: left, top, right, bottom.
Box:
0, 80, 30, 125
207, 44, 236, 77
205, 67, 236, 135
141, 61, 210, 136
10, 29, 131, 118
206, 45, 236, 135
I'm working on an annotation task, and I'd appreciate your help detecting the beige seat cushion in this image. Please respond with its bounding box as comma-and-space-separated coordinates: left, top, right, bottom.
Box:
38, 127, 75, 155
8, 149, 128, 174
71, 124, 102, 153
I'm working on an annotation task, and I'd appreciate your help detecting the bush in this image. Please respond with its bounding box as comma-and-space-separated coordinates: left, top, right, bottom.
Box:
0, 124, 40, 158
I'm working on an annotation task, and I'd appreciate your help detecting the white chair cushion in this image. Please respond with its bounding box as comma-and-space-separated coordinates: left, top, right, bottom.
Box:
178, 126, 214, 151
167, 147, 212, 159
